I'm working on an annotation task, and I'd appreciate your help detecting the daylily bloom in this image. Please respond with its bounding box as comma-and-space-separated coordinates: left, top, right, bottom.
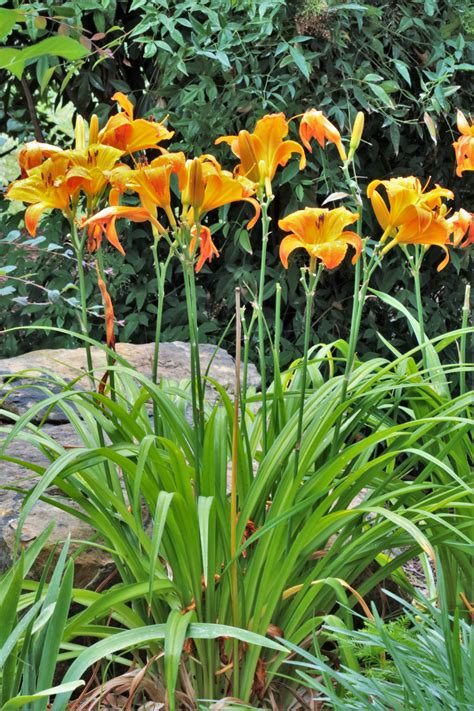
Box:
180, 155, 260, 228
453, 111, 474, 177
82, 205, 165, 255
64, 144, 125, 202
215, 113, 306, 197
98, 92, 174, 154
279, 206, 361, 269
367, 176, 454, 270
447, 208, 474, 248
18, 141, 63, 178
299, 109, 347, 161
190, 225, 219, 272
6, 155, 77, 235
112, 152, 186, 228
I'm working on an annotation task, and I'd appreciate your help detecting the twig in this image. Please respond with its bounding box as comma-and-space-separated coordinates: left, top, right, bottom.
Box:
21, 74, 44, 141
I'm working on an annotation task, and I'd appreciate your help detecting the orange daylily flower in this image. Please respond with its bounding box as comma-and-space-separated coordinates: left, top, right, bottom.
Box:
453, 110, 474, 177
279, 206, 361, 269
299, 109, 347, 161
82, 206, 165, 255
64, 144, 124, 200
447, 208, 474, 248
18, 141, 63, 178
180, 155, 261, 228
111, 152, 186, 228
215, 113, 306, 197
190, 225, 219, 272
6, 155, 77, 235
367, 176, 454, 270
98, 92, 174, 154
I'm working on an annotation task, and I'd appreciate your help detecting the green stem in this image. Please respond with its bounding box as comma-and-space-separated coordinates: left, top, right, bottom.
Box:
256, 197, 272, 455
71, 222, 94, 384
330, 252, 378, 456
460, 283, 471, 399
240, 308, 257, 477
293, 260, 323, 478
182, 251, 204, 488
151, 241, 174, 385
230, 287, 241, 698
412, 249, 428, 375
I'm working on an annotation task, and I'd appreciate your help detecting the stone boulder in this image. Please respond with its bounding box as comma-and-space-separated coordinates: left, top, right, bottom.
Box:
0, 342, 259, 585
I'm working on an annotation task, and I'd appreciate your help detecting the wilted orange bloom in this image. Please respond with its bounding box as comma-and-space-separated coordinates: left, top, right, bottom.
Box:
190, 224, 219, 272
18, 141, 63, 178
279, 206, 361, 269
82, 205, 165, 255
215, 113, 305, 197
368, 176, 454, 269
98, 92, 174, 154
6, 155, 78, 235
447, 208, 474, 248
453, 111, 474, 177
180, 155, 260, 228
299, 109, 347, 161
96, 270, 116, 349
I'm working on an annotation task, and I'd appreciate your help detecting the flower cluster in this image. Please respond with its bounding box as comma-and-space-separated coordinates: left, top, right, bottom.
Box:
6, 95, 472, 285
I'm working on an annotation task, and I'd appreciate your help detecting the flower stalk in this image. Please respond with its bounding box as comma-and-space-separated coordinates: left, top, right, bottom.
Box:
293, 259, 323, 478
256, 195, 272, 455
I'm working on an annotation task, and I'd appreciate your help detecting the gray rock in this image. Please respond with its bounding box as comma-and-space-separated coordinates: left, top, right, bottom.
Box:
0, 341, 259, 422
0, 342, 259, 585
0, 424, 114, 587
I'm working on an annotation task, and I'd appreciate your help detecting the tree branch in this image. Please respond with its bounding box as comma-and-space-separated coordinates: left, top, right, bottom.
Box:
21, 75, 44, 141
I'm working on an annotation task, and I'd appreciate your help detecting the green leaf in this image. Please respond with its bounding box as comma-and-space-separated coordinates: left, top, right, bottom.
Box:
0, 36, 89, 79
0, 8, 24, 41
367, 82, 393, 107
165, 611, 193, 711
393, 59, 411, 86
289, 45, 311, 80
0, 683, 83, 711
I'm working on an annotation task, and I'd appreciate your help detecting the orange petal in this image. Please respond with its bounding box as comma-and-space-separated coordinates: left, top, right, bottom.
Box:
370, 190, 390, 230
112, 91, 134, 118
24, 202, 47, 236
342, 230, 363, 264
279, 234, 306, 268
312, 241, 348, 270
456, 110, 470, 136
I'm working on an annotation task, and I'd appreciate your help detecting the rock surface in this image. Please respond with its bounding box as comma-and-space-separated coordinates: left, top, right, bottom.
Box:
0, 424, 114, 586
0, 342, 258, 585
0, 341, 259, 422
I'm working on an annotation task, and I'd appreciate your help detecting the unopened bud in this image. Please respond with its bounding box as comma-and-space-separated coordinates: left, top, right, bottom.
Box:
75, 114, 85, 151
348, 112, 365, 161
186, 158, 205, 212
89, 114, 99, 146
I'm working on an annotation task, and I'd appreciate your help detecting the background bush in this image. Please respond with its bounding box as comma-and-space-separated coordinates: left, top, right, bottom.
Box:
0, 0, 472, 362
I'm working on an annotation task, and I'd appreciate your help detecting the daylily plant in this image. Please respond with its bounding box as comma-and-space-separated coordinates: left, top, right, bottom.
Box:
6, 95, 471, 368
453, 110, 474, 177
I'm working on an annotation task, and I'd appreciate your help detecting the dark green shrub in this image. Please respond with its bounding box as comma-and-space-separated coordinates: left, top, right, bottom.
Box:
0, 0, 472, 361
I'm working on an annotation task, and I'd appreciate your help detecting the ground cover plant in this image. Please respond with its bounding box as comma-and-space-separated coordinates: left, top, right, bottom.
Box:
0, 81, 472, 710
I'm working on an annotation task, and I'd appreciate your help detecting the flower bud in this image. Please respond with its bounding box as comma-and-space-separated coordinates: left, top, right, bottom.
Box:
74, 114, 85, 151
348, 112, 365, 161
89, 114, 99, 146
184, 158, 205, 213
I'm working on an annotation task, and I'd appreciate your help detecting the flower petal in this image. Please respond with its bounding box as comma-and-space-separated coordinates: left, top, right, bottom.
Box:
279, 234, 307, 268
24, 202, 47, 236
